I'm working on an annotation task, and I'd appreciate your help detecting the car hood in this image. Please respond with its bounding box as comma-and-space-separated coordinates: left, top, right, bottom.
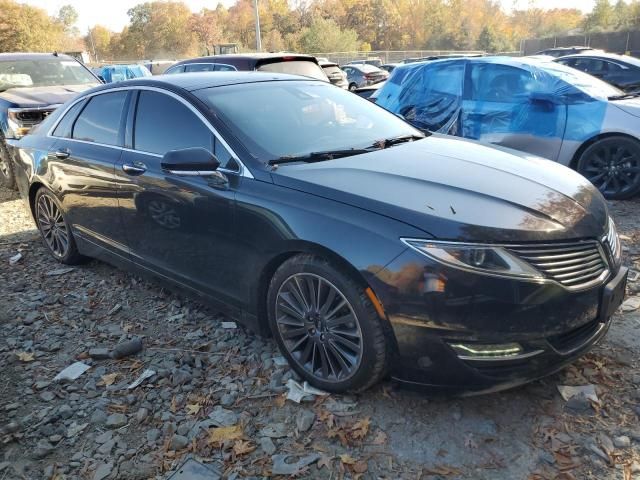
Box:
271, 135, 609, 242
610, 97, 640, 118
0, 84, 97, 107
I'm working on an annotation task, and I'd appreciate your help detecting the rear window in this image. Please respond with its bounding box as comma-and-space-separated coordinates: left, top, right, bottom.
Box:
358, 64, 382, 73
257, 60, 328, 81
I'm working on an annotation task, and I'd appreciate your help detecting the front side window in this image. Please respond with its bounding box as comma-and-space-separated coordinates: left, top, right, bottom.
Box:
195, 80, 422, 163
0, 59, 97, 91
133, 90, 235, 169
470, 64, 534, 102
72, 92, 127, 145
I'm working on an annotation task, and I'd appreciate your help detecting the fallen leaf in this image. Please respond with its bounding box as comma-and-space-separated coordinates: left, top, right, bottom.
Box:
17, 351, 35, 362
233, 439, 255, 456
99, 373, 118, 386
372, 430, 387, 445
274, 394, 286, 408
208, 425, 243, 445
350, 417, 370, 440
353, 461, 368, 473
185, 403, 201, 416
170, 396, 178, 414
340, 454, 356, 465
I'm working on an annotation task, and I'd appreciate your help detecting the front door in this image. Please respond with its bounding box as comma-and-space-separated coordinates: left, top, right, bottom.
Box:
461, 62, 567, 161
117, 88, 241, 306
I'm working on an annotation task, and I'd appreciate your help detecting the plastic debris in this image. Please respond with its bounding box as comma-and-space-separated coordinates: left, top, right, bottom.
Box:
127, 369, 156, 389
54, 362, 91, 382
221, 321, 237, 329
111, 338, 143, 359
557, 384, 599, 404
9, 253, 22, 265
45, 267, 74, 276
621, 296, 640, 312
271, 453, 320, 476
285, 379, 329, 403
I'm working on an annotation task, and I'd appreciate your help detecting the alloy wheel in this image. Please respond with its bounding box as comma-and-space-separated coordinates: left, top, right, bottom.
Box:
275, 273, 363, 383
582, 142, 640, 197
36, 194, 69, 258
147, 200, 181, 229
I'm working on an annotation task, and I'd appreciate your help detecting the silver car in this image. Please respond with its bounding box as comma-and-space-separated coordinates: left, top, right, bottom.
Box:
342, 64, 388, 92
376, 56, 640, 199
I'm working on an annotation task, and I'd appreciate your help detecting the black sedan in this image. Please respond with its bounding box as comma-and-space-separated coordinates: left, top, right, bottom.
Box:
13, 73, 627, 394
555, 52, 640, 92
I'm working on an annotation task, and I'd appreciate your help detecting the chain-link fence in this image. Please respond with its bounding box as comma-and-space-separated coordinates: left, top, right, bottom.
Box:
522, 31, 640, 57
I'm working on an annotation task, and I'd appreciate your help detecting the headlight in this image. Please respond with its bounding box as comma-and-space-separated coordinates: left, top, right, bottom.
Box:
401, 238, 542, 279
7, 108, 32, 139
6, 106, 59, 139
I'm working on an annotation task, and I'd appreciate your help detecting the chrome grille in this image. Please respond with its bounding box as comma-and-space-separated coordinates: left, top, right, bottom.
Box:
507, 242, 608, 289
606, 217, 620, 261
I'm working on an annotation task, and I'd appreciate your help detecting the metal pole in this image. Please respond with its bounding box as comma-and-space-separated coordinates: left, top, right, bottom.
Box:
254, 0, 262, 52
87, 27, 97, 62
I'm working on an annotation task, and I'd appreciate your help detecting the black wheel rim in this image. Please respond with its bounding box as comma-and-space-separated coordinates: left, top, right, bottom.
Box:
582, 142, 640, 197
275, 273, 363, 383
147, 200, 181, 229
36, 194, 69, 258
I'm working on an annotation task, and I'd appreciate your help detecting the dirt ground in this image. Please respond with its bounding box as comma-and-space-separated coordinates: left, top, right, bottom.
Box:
1, 184, 639, 480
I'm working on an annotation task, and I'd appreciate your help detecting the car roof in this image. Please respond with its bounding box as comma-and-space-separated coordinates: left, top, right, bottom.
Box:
556, 52, 640, 67
83, 71, 321, 93
0, 52, 79, 62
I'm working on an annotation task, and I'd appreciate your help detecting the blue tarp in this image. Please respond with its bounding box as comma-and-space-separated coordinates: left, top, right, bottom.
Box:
98, 64, 152, 83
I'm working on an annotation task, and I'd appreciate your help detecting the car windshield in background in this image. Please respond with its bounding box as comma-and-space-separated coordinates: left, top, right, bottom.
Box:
256, 61, 327, 81
196, 81, 421, 163
540, 61, 623, 99
0, 59, 97, 91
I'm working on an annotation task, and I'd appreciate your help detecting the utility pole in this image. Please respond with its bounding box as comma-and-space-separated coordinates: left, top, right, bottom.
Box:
254, 0, 262, 52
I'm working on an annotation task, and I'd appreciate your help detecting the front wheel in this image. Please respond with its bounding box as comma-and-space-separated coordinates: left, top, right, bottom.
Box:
267, 255, 389, 393
577, 136, 640, 199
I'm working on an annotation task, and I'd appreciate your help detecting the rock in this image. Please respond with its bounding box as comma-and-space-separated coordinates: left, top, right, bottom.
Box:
89, 348, 110, 360
169, 434, 189, 451
587, 442, 609, 463
135, 408, 148, 423
171, 369, 193, 387
566, 393, 592, 412
111, 338, 142, 359
106, 413, 127, 429
631, 461, 640, 474
91, 409, 108, 425
33, 440, 54, 459
613, 436, 630, 448
598, 433, 615, 455
295, 410, 315, 432
260, 437, 277, 455
92, 462, 113, 480
58, 404, 74, 419
621, 296, 640, 312
271, 453, 320, 476
260, 423, 289, 439
40, 391, 55, 402
95, 431, 113, 444
34, 380, 50, 390
97, 439, 115, 455
220, 393, 236, 407
207, 406, 238, 427
146, 429, 161, 444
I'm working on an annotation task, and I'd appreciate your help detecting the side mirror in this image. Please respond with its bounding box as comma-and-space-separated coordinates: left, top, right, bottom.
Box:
161, 147, 220, 175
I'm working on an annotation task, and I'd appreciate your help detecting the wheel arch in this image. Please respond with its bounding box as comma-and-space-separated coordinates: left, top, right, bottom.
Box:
28, 181, 45, 219
569, 131, 640, 169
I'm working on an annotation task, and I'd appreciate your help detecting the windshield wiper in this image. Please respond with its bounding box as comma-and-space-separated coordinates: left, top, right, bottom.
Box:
369, 133, 426, 149
267, 148, 372, 166
608, 90, 640, 100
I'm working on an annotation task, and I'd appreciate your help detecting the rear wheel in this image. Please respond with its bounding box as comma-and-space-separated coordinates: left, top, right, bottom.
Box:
267, 254, 389, 392
34, 188, 85, 264
0, 136, 16, 189
577, 136, 640, 199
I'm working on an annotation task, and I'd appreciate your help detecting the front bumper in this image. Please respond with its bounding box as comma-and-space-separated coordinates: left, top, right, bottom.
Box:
371, 248, 628, 394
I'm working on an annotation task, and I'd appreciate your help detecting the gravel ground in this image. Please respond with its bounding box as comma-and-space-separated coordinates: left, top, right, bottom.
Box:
1, 184, 639, 480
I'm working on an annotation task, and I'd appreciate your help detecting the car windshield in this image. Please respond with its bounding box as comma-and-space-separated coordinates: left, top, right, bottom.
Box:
0, 58, 97, 91
195, 80, 422, 163
256, 60, 328, 81
538, 61, 623, 99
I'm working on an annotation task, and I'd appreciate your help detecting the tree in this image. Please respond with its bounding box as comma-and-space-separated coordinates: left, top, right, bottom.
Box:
57, 5, 79, 36
191, 8, 224, 55
85, 25, 112, 61
584, 0, 615, 32
0, 0, 65, 52
298, 18, 359, 53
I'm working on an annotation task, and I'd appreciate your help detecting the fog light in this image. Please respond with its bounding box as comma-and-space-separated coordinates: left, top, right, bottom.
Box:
449, 342, 523, 359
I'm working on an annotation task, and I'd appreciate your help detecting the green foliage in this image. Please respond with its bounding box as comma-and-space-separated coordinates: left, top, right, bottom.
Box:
298, 18, 359, 53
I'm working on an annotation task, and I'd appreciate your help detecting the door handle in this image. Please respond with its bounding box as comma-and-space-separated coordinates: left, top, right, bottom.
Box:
50, 148, 70, 159
122, 162, 147, 175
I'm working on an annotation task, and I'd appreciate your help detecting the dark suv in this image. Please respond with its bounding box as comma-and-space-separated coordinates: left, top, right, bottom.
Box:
165, 53, 328, 81
0, 52, 99, 188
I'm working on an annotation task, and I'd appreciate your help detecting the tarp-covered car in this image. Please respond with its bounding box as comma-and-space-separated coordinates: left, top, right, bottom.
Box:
376, 57, 640, 199
96, 64, 152, 83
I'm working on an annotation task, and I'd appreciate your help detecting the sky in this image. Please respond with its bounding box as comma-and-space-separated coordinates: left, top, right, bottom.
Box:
21, 0, 597, 32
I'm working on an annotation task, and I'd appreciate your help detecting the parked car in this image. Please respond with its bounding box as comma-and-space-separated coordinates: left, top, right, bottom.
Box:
319, 61, 348, 89
555, 52, 640, 93
342, 64, 388, 91
165, 53, 328, 81
143, 60, 176, 75
376, 56, 640, 199
0, 52, 100, 189
96, 64, 152, 83
402, 54, 484, 64
354, 81, 384, 100
346, 57, 383, 68
380, 63, 400, 73
13, 72, 627, 394
535, 46, 596, 58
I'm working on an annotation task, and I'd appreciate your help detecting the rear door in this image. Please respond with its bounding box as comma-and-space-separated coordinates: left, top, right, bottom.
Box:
117, 88, 241, 307
50, 90, 131, 259
461, 62, 567, 161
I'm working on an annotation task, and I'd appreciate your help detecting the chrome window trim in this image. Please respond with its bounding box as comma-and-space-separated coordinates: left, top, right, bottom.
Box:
46, 85, 253, 179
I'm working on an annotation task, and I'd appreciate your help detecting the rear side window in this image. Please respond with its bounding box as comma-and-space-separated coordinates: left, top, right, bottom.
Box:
52, 101, 84, 138
215, 64, 236, 72
165, 65, 185, 75
185, 63, 214, 73
257, 60, 327, 81
72, 91, 127, 145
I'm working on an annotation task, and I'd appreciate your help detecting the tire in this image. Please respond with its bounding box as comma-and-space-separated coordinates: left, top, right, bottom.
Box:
0, 135, 16, 190
577, 136, 640, 200
348, 83, 358, 92
34, 187, 85, 264
267, 254, 389, 393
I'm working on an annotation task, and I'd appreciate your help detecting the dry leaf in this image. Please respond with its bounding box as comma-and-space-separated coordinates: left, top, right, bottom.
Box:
274, 394, 286, 408
100, 373, 118, 386
170, 396, 178, 414
17, 351, 34, 362
350, 417, 370, 440
340, 454, 356, 465
232, 440, 255, 456
372, 430, 387, 445
185, 403, 201, 415
353, 461, 368, 473
207, 425, 243, 445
